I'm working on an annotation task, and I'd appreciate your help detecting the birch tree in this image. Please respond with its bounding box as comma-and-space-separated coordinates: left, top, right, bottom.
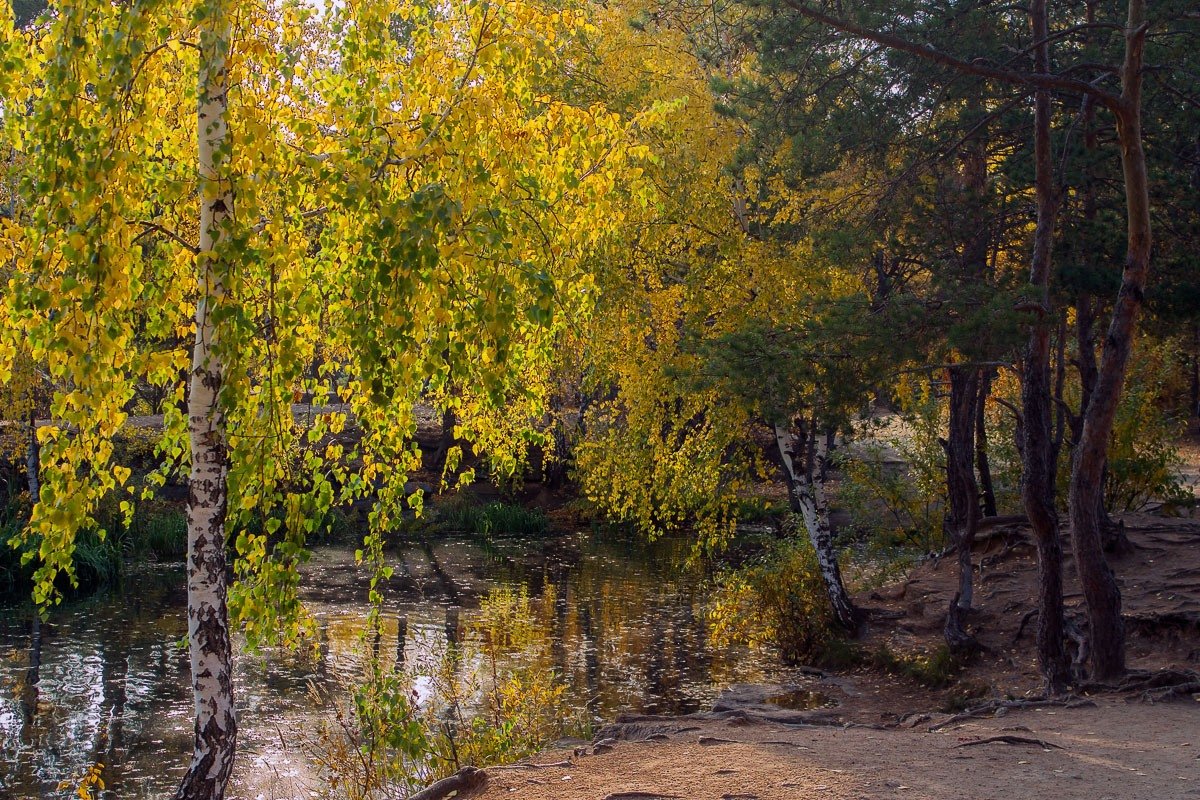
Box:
0, 2, 655, 797
178, 0, 236, 794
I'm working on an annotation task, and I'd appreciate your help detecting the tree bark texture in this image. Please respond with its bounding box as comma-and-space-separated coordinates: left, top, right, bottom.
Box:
176, 5, 237, 799
773, 422, 858, 632
1067, 0, 1152, 682
1020, 0, 1071, 693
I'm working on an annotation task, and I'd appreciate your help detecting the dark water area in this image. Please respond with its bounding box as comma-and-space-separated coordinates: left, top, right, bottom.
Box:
0, 531, 797, 798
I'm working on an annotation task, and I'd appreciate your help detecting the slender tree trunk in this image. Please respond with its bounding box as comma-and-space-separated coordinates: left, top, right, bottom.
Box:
177, 5, 237, 798
773, 422, 858, 632
1067, 0, 1151, 682
433, 406, 457, 470
944, 366, 981, 652
975, 370, 997, 518
1020, 0, 1070, 693
1074, 61, 1129, 554
25, 410, 39, 500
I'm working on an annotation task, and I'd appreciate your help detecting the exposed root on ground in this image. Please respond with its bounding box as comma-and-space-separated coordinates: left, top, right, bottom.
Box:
929, 698, 1095, 731
954, 735, 1063, 749
1079, 667, 1200, 702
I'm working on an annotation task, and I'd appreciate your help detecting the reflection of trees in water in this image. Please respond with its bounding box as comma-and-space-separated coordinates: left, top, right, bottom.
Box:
0, 534, 779, 798
0, 580, 191, 797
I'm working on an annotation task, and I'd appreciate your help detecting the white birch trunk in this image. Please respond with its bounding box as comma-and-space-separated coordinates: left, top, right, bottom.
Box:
774, 424, 857, 631
177, 5, 237, 798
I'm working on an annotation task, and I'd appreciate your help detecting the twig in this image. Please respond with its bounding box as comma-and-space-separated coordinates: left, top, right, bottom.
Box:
132, 220, 198, 254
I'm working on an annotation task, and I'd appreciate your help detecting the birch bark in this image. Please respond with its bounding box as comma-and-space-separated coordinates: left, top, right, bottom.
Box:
773, 423, 857, 631
177, 3, 237, 797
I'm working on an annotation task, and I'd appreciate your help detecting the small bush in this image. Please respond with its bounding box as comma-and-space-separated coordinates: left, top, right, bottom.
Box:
709, 535, 840, 664
305, 585, 576, 799
1104, 363, 1190, 511
870, 643, 959, 688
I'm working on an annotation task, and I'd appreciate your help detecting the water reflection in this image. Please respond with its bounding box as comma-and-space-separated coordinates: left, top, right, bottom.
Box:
0, 531, 790, 798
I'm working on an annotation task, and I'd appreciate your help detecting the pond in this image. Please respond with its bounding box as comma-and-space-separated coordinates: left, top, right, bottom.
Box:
0, 530, 799, 799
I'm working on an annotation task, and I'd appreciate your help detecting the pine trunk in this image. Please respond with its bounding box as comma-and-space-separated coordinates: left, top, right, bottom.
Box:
176, 5, 237, 799
944, 367, 981, 652
1020, 0, 1070, 693
773, 423, 858, 632
1067, 0, 1151, 682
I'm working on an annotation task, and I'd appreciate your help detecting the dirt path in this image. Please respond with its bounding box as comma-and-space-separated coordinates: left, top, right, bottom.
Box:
474, 698, 1199, 800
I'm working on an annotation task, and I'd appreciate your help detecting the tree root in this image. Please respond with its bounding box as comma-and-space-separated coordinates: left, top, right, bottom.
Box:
929, 697, 1095, 731
409, 766, 488, 800
1012, 609, 1037, 644
955, 735, 1063, 749
601, 793, 683, 800
698, 736, 739, 746
492, 759, 573, 770
1078, 668, 1200, 702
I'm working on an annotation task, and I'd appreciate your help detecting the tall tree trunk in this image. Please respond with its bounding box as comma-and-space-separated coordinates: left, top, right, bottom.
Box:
1074, 36, 1129, 554
773, 422, 858, 632
177, 5, 237, 798
975, 370, 997, 518
1020, 0, 1071, 693
1067, 0, 1151, 682
944, 366, 981, 652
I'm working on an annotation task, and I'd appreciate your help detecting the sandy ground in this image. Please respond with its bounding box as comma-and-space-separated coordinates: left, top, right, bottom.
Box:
470, 698, 1200, 800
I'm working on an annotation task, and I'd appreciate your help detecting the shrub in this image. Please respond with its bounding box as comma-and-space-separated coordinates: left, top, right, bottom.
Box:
870, 643, 959, 688
1103, 347, 1191, 511
834, 390, 949, 555
306, 585, 576, 799
709, 534, 839, 664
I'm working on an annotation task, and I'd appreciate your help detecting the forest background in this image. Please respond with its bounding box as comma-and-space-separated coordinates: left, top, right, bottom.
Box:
0, 0, 1198, 797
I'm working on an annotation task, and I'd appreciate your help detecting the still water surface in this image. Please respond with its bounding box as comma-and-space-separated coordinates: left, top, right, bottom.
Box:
0, 531, 794, 798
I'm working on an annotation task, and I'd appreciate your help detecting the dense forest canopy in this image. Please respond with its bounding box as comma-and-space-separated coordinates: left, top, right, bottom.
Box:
0, 0, 1197, 797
